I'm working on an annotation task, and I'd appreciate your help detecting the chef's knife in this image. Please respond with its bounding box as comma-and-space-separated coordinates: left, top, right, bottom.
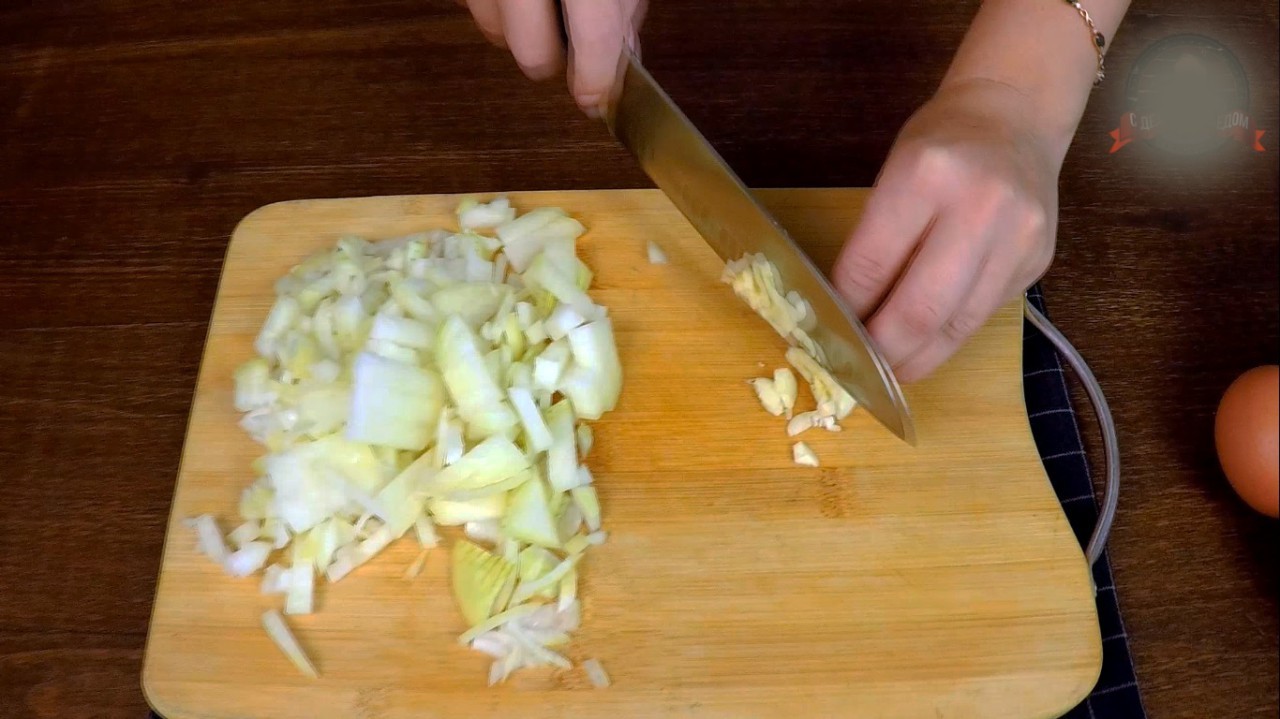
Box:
549, 3, 913, 444
596, 51, 915, 444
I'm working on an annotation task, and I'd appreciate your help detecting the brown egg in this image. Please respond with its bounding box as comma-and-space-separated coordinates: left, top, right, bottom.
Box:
1214, 365, 1279, 518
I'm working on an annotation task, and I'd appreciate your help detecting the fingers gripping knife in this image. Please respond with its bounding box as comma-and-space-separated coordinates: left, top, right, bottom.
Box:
588, 45, 917, 443
556, 5, 1120, 562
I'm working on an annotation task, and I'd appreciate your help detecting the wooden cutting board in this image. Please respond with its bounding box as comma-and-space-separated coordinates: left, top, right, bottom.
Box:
143, 189, 1101, 719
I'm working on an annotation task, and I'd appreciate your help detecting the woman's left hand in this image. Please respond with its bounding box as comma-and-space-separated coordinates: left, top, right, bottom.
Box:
831, 78, 1064, 383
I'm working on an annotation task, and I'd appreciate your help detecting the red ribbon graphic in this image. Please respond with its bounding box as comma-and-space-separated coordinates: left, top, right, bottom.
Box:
1108, 113, 1158, 153
1109, 111, 1267, 153
1219, 123, 1267, 152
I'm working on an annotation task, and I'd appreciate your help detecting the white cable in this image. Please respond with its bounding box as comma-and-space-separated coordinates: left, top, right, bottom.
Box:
1024, 297, 1119, 567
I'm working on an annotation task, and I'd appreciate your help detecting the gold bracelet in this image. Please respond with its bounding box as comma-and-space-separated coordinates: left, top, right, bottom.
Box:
1063, 0, 1107, 86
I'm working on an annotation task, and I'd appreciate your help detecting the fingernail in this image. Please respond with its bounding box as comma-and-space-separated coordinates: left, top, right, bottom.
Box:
579, 95, 603, 118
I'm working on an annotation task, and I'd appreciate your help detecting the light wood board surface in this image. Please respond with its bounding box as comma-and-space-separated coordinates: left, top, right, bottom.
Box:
143, 189, 1101, 719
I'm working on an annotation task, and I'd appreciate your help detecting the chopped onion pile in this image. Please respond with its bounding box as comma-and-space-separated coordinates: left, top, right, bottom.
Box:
724, 254, 859, 466
192, 197, 621, 685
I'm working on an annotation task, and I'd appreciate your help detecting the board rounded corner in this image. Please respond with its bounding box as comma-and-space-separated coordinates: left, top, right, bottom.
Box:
1041, 630, 1106, 719
140, 655, 185, 719
229, 198, 312, 244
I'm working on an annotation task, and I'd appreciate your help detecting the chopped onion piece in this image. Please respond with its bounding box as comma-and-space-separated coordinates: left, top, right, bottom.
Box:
498, 209, 584, 273
792, 441, 820, 467
435, 408, 465, 467
558, 566, 578, 611
239, 482, 274, 520
262, 609, 319, 679
260, 563, 289, 594
502, 476, 561, 549
458, 197, 516, 230
508, 387, 553, 452
228, 520, 262, 548
303, 518, 353, 570
576, 424, 594, 457
234, 359, 275, 412
345, 352, 444, 451
488, 655, 519, 686
517, 546, 559, 600
369, 314, 433, 349
295, 384, 350, 438
431, 283, 508, 329
424, 434, 529, 495
403, 547, 431, 580
436, 316, 518, 438
556, 500, 583, 540
500, 537, 523, 564
325, 525, 396, 583
748, 377, 785, 416
472, 631, 515, 659
452, 540, 517, 626
559, 319, 623, 419
523, 253, 599, 320
545, 401, 580, 492
389, 279, 439, 324
570, 486, 602, 532
428, 493, 507, 526
373, 461, 426, 538
582, 658, 611, 688
255, 297, 301, 358
264, 519, 291, 549
532, 341, 570, 391
465, 519, 504, 545
646, 241, 668, 265
505, 623, 572, 669
458, 602, 544, 645
414, 515, 439, 548
773, 367, 798, 418
512, 552, 582, 605
190, 514, 228, 564
563, 533, 591, 556
444, 470, 532, 501
225, 541, 272, 578
786, 410, 821, 437
507, 361, 534, 389
544, 304, 586, 341
285, 562, 315, 615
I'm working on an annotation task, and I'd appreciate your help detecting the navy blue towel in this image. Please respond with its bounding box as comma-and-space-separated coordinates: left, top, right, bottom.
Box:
148, 286, 1146, 719
1024, 285, 1148, 719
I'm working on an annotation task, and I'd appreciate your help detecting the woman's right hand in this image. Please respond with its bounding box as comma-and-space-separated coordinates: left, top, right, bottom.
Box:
462, 0, 648, 116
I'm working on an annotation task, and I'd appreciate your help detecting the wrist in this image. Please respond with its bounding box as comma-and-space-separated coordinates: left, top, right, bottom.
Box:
936, 0, 1130, 164
939, 73, 1080, 167
927, 77, 1075, 167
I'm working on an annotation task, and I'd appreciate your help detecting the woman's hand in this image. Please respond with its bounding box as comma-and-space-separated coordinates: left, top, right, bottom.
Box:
832, 79, 1063, 383
461, 0, 647, 115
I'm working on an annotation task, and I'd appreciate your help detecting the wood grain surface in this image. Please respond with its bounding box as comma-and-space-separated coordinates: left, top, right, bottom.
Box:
0, 1, 1275, 718
141, 189, 1100, 719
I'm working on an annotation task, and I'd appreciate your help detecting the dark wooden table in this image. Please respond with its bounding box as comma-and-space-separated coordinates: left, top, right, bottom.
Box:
1, 1, 1276, 717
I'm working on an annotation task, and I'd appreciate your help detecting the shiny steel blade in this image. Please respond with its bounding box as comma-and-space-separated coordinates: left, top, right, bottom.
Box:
601, 52, 915, 444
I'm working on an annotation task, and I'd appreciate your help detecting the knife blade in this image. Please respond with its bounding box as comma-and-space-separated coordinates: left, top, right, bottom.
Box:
598, 51, 916, 444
